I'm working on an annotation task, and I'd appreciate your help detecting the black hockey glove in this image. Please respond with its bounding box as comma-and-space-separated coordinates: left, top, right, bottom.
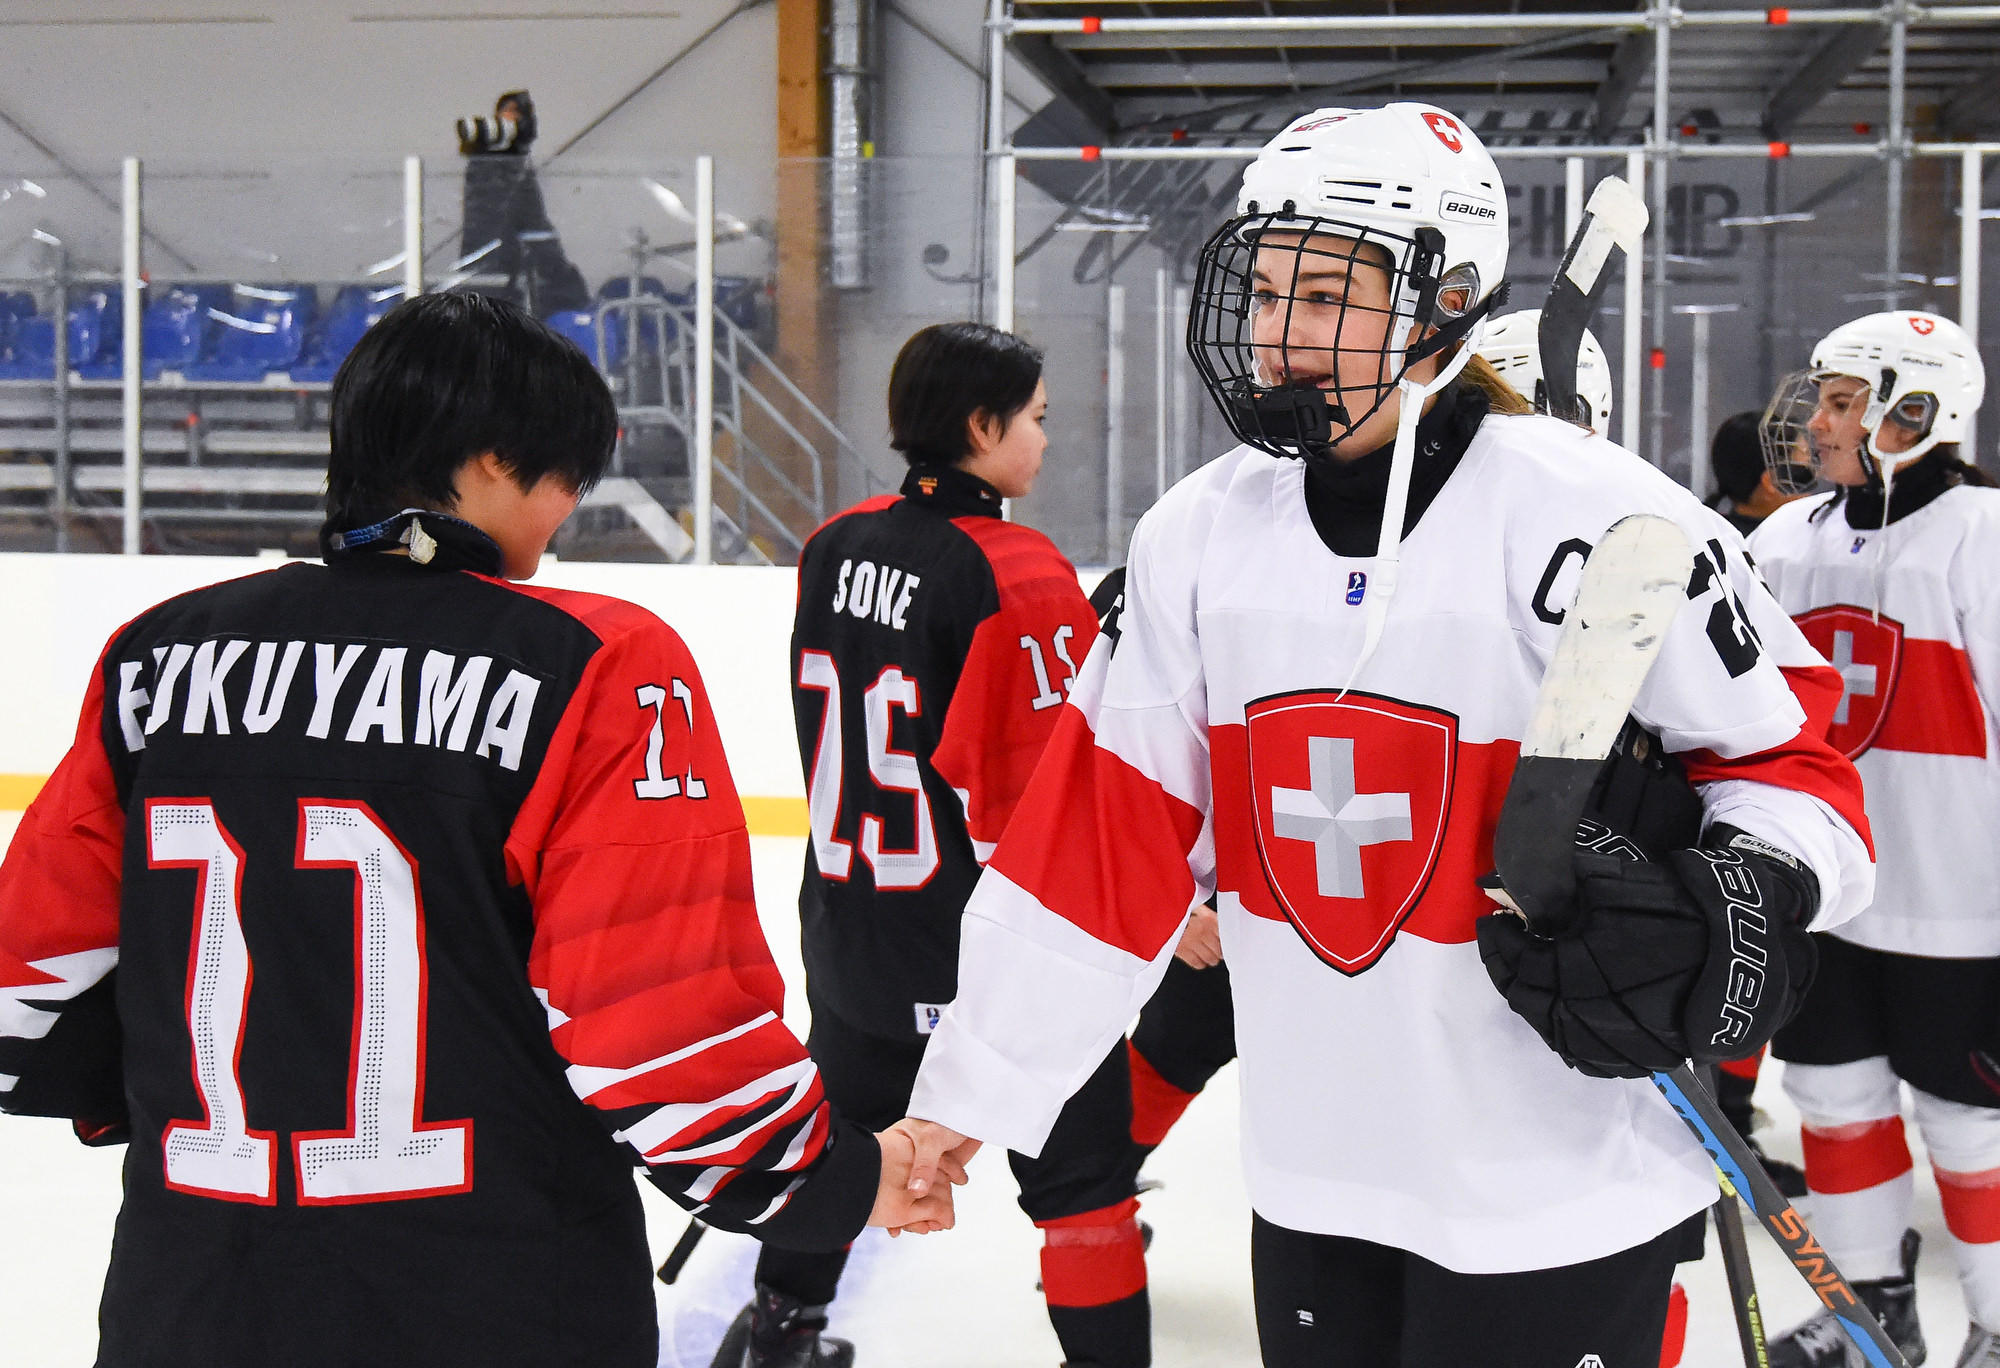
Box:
1477, 825, 1820, 1079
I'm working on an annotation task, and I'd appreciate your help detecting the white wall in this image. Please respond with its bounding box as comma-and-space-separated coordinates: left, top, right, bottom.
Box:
0, 553, 806, 800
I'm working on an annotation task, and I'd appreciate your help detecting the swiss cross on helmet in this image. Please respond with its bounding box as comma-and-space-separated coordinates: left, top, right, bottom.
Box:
1186, 102, 1512, 462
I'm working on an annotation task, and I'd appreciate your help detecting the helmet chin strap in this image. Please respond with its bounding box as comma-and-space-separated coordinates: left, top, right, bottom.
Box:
1858, 423, 1932, 624
1335, 366, 1452, 699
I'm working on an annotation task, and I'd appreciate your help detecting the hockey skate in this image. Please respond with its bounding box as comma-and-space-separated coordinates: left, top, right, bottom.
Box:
709, 1284, 855, 1368
1767, 1229, 1926, 1367
1957, 1325, 2000, 1368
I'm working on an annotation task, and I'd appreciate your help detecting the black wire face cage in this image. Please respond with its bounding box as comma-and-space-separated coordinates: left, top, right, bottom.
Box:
1758, 370, 1828, 496
1187, 209, 1500, 462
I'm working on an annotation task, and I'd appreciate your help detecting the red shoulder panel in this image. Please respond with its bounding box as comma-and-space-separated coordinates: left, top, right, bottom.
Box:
932, 518, 1100, 857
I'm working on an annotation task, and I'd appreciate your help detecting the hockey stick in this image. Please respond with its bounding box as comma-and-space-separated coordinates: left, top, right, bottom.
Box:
656, 1215, 707, 1285
1697, 1063, 1772, 1368
1491, 516, 1909, 1368
1655, 1068, 1905, 1367
1538, 176, 1647, 428
1711, 1164, 1772, 1367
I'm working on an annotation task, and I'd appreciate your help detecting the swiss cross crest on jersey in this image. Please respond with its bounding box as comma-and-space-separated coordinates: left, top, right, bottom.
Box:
1244, 690, 1457, 974
1793, 605, 1905, 758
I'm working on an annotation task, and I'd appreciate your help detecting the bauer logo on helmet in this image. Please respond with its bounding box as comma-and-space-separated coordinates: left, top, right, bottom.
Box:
1422, 112, 1464, 151
1438, 191, 1499, 224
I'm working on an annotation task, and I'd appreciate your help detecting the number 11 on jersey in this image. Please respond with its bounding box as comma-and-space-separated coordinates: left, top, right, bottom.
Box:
148, 798, 472, 1206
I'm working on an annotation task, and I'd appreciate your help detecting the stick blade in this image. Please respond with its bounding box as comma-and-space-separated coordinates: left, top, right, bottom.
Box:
1494, 514, 1692, 932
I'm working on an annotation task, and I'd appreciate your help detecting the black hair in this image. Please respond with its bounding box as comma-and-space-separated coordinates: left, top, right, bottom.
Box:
886, 322, 1043, 467
325, 291, 615, 527
495, 90, 537, 148
1709, 410, 1765, 504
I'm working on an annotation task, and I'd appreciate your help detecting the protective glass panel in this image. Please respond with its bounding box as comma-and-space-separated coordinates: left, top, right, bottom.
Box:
0, 169, 129, 552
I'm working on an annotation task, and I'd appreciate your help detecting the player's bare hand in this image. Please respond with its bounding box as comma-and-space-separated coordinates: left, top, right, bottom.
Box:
1174, 907, 1224, 969
890, 1116, 981, 1200
869, 1126, 955, 1234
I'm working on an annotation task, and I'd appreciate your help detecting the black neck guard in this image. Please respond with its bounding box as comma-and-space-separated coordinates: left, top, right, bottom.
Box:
1302, 381, 1490, 558
901, 463, 1005, 519
1844, 450, 1961, 530
319, 508, 506, 578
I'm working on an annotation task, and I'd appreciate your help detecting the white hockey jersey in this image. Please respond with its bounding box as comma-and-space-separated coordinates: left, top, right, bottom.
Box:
1750, 483, 2000, 958
910, 413, 1874, 1274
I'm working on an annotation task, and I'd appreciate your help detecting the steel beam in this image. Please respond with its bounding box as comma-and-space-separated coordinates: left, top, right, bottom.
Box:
1012, 32, 1119, 136
1083, 56, 1611, 90
1593, 33, 1652, 140
1124, 27, 1620, 133
1762, 23, 1885, 139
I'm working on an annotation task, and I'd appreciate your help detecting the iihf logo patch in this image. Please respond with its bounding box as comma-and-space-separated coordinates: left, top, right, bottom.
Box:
914, 1003, 946, 1034
1851, 536, 1867, 554
1345, 571, 1367, 605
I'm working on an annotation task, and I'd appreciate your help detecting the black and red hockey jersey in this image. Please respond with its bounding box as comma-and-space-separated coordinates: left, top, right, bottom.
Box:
791, 465, 1098, 1040
0, 524, 877, 1368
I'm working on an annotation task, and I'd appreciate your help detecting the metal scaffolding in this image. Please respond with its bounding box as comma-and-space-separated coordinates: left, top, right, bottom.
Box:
983, 1, 2000, 472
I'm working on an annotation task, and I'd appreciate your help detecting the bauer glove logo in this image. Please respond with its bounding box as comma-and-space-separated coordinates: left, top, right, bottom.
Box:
1687, 848, 1771, 1051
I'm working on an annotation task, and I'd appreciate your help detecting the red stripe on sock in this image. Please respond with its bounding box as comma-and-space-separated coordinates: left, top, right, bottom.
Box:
1037, 1197, 1148, 1308
1802, 1116, 1913, 1195
1718, 1046, 1765, 1082
1935, 1165, 2000, 1244
1658, 1282, 1689, 1368
1127, 1040, 1197, 1148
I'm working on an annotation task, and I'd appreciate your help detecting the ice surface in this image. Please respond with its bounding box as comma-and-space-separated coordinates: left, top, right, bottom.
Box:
0, 825, 1974, 1367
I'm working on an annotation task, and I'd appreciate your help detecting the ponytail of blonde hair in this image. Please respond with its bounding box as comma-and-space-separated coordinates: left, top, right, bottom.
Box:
1461, 352, 1533, 416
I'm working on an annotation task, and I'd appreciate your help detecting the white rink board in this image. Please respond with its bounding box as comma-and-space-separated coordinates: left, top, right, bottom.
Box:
0, 553, 808, 800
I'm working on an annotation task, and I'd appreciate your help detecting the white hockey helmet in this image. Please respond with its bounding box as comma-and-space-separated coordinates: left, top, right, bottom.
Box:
1475, 308, 1613, 437
1808, 310, 1985, 471
1189, 102, 1512, 460
1186, 102, 1513, 683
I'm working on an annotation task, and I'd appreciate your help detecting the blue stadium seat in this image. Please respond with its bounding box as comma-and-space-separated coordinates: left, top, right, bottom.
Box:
184, 283, 319, 382
0, 291, 111, 379
597, 275, 670, 303
714, 276, 762, 335
73, 284, 202, 380
544, 308, 603, 368
292, 284, 401, 383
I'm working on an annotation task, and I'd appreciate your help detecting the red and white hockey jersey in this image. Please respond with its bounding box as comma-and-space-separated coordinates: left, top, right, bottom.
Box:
1750, 482, 2000, 958
911, 413, 1874, 1274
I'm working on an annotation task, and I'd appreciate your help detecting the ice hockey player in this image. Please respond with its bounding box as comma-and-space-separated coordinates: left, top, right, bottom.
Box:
0, 292, 949, 1368
1748, 310, 1999, 1368
1100, 329, 1526, 1171
1711, 405, 1813, 538
711, 322, 1145, 1368
1472, 306, 1614, 436
892, 103, 1875, 1367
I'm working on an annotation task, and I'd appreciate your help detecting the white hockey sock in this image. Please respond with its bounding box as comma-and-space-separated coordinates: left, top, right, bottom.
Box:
1785, 1059, 1912, 1282
1915, 1088, 2000, 1329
